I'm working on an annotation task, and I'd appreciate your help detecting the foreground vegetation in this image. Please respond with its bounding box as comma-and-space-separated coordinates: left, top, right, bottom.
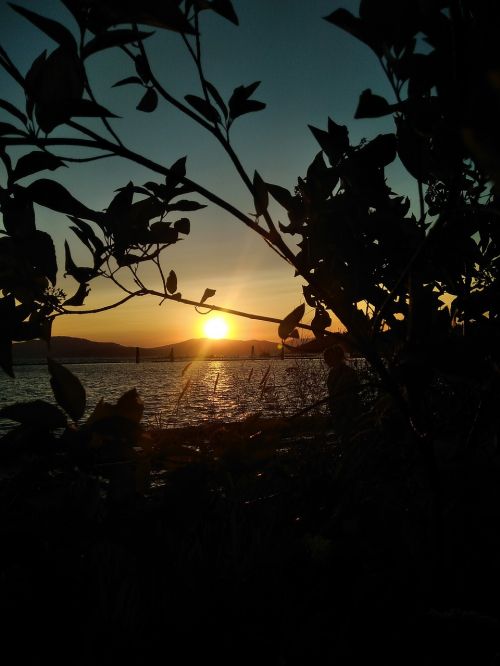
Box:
0, 360, 499, 664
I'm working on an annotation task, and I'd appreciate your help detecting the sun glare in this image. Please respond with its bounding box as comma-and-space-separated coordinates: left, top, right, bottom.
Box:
203, 317, 229, 339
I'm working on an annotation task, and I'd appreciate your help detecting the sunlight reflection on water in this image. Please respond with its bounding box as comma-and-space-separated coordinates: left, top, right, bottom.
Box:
0, 358, 329, 432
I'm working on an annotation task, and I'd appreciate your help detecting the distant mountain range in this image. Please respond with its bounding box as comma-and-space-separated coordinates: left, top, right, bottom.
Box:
12, 336, 281, 361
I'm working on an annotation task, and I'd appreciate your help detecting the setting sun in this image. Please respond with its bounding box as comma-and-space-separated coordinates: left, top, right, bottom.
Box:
203, 317, 229, 339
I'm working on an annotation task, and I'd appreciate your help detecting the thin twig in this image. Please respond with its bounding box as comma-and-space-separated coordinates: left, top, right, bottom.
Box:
61, 288, 331, 338
57, 291, 142, 316
56, 152, 116, 163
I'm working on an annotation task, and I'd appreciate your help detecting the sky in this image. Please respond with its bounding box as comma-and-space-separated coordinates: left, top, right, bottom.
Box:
0, 0, 409, 347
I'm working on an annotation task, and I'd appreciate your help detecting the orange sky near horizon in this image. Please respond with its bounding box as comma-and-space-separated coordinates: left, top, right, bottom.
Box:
51, 277, 312, 347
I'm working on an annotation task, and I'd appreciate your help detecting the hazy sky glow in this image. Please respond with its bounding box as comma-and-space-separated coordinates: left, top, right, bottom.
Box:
0, 0, 410, 346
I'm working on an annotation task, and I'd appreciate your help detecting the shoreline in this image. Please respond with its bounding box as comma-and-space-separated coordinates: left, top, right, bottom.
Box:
12, 354, 324, 366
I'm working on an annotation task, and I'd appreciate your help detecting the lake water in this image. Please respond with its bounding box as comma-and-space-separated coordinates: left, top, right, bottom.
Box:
0, 358, 331, 432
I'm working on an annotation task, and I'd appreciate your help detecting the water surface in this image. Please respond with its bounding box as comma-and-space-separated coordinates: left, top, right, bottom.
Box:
0, 358, 330, 432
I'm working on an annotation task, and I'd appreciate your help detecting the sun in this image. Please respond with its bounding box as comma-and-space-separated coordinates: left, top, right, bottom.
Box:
203, 317, 229, 339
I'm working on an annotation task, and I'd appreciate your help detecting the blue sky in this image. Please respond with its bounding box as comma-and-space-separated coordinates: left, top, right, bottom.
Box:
0, 1, 413, 345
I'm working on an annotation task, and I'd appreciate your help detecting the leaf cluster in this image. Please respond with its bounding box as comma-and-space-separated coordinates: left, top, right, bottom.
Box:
0, 358, 152, 501
275, 1, 500, 440
185, 79, 266, 133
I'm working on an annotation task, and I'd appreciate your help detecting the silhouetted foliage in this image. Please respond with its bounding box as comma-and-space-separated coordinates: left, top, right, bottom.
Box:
276, 0, 500, 450
1, 4, 500, 660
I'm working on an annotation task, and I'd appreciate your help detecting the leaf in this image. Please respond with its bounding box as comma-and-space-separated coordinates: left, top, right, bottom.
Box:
116, 253, 142, 266
238, 99, 266, 114
355, 89, 394, 119
166, 156, 187, 186
24, 310, 54, 344
311, 307, 332, 337
253, 170, 268, 216
278, 220, 296, 235
137, 87, 158, 112
309, 118, 350, 164
302, 285, 317, 308
64, 239, 78, 278
169, 199, 206, 212
83, 29, 153, 58
67, 99, 118, 119
68, 216, 104, 255
229, 99, 266, 122
0, 294, 16, 321
47, 357, 86, 421
267, 183, 294, 211
143, 181, 165, 198
234, 80, 260, 99
63, 282, 90, 306
174, 217, 190, 235
211, 0, 239, 25
9, 3, 77, 51
13, 151, 65, 181
166, 270, 177, 294
70, 225, 97, 256
289, 329, 300, 339
396, 118, 433, 183
200, 288, 216, 305
181, 361, 192, 376
64, 240, 94, 283
2, 191, 36, 239
278, 303, 305, 340
128, 197, 164, 226
185, 94, 221, 123
0, 121, 25, 136
135, 54, 151, 83
106, 181, 134, 224
0, 43, 24, 87
0, 399, 67, 428
24, 50, 47, 108
31, 47, 84, 133
228, 81, 266, 122
133, 5, 196, 35
116, 388, 144, 424
324, 8, 382, 56
28, 230, 58, 285
205, 81, 227, 119
11, 319, 44, 342
149, 222, 178, 244
27, 179, 100, 220
306, 151, 329, 188
112, 76, 143, 87
308, 125, 332, 151
0, 98, 27, 124
358, 133, 397, 168
15, 301, 35, 324
128, 185, 155, 197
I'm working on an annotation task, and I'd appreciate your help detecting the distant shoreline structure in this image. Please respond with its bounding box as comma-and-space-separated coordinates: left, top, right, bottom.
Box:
12, 335, 322, 365
12, 354, 323, 367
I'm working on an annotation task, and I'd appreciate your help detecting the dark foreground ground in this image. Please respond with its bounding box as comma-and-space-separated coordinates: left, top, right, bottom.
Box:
1, 416, 500, 665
